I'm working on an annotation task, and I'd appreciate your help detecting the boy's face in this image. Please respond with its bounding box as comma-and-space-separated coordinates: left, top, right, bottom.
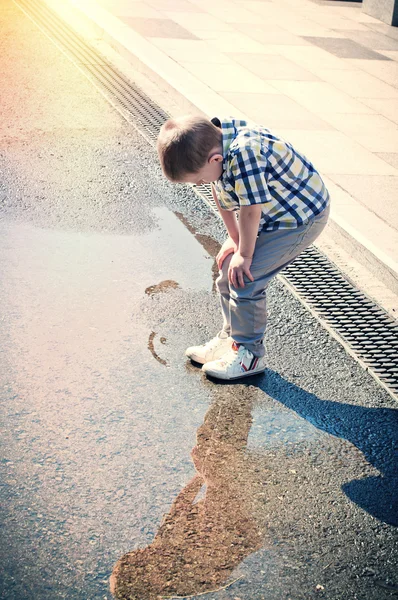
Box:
178, 149, 223, 186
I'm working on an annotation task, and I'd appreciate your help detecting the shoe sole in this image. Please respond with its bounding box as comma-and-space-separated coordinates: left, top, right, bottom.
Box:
203, 366, 266, 380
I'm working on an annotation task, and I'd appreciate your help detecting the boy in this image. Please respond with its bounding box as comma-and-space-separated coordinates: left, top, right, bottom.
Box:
157, 116, 330, 381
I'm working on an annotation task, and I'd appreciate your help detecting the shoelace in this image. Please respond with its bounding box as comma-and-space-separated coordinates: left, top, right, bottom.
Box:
205, 335, 230, 350
205, 336, 223, 350
221, 345, 246, 366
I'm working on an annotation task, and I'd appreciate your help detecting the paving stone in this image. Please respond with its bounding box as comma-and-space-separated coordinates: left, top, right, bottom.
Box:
352, 129, 398, 153
361, 98, 398, 123
376, 152, 398, 169
109, 3, 163, 19
367, 22, 398, 42
275, 45, 356, 72
269, 80, 376, 114
344, 30, 398, 51
179, 62, 279, 93
200, 31, 275, 53
234, 22, 311, 46
189, 0, 264, 24
162, 12, 234, 32
380, 50, 398, 60
303, 36, 392, 59
347, 58, 398, 87
220, 91, 332, 130
319, 68, 398, 98
119, 17, 199, 39
330, 174, 398, 229
147, 0, 204, 11
227, 53, 320, 80
307, 12, 369, 32
150, 38, 232, 63
320, 112, 398, 135
274, 129, 397, 175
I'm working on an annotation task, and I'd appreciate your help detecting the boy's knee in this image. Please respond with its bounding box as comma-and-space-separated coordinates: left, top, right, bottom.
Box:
229, 282, 252, 301
230, 280, 266, 302
216, 255, 233, 292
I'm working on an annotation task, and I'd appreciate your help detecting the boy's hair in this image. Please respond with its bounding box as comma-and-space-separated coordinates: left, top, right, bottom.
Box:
157, 115, 222, 181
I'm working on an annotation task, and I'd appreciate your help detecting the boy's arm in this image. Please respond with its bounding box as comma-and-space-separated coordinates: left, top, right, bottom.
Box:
238, 205, 262, 258
212, 184, 239, 244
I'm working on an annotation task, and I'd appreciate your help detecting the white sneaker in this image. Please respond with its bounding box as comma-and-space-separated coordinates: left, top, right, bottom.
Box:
185, 332, 233, 365
202, 342, 266, 380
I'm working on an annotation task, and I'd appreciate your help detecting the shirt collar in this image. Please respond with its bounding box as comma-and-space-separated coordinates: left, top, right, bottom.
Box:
211, 117, 249, 159
211, 117, 250, 184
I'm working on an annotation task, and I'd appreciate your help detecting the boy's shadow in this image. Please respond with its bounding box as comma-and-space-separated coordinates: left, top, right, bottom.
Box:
110, 388, 263, 599
243, 368, 398, 527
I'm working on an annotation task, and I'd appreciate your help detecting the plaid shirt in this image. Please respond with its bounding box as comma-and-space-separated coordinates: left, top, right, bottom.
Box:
212, 117, 330, 232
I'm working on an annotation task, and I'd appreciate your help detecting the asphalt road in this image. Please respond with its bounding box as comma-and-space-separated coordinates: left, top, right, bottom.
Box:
0, 2, 397, 599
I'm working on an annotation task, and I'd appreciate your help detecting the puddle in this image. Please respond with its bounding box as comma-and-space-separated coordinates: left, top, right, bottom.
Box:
145, 280, 180, 296
111, 393, 264, 599
0, 210, 214, 393
174, 211, 221, 291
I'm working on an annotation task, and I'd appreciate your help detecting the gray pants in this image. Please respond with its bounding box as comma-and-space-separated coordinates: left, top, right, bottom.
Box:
216, 206, 330, 357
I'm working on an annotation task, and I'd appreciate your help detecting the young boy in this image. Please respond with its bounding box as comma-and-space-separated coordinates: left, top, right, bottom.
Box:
157, 116, 330, 381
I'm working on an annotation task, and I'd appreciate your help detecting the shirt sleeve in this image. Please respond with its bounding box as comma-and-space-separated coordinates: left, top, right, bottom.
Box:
229, 145, 272, 207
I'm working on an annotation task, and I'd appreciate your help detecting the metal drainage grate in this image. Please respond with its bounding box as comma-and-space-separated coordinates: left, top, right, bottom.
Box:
282, 247, 398, 392
15, 0, 398, 397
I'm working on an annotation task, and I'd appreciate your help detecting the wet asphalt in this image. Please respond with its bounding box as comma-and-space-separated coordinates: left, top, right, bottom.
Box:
0, 2, 397, 599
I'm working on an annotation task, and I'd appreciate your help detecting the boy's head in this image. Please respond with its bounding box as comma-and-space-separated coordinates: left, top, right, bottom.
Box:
157, 115, 223, 185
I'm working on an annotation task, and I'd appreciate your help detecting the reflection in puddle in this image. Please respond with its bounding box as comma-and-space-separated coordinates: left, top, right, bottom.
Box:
174, 212, 221, 291
147, 332, 168, 367
111, 394, 263, 599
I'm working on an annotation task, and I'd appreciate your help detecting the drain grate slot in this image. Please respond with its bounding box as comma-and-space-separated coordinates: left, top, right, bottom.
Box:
15, 0, 398, 397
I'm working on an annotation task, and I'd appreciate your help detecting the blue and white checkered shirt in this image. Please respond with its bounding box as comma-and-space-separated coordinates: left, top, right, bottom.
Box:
212, 117, 330, 232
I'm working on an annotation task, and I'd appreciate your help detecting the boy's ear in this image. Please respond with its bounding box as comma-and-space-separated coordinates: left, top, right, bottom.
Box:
208, 151, 223, 164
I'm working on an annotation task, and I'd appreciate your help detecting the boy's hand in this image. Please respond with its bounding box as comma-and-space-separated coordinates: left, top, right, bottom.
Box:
216, 237, 238, 269
228, 252, 254, 288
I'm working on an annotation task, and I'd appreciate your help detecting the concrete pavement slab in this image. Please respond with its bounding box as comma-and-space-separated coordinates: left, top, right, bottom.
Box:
267, 80, 377, 114
352, 129, 398, 153
345, 29, 398, 50
368, 20, 398, 39
319, 112, 398, 135
220, 91, 334, 130
330, 174, 398, 230
303, 35, 391, 59
150, 37, 234, 63
118, 17, 199, 39
270, 44, 355, 72
98, 1, 164, 19
233, 22, 312, 46
319, 68, 398, 98
227, 52, 321, 80
345, 57, 398, 85
376, 152, 398, 169
361, 97, 398, 124
160, 11, 235, 32
179, 61, 280, 93
146, 0, 206, 12
193, 29, 274, 53
188, 0, 265, 24
275, 128, 397, 175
